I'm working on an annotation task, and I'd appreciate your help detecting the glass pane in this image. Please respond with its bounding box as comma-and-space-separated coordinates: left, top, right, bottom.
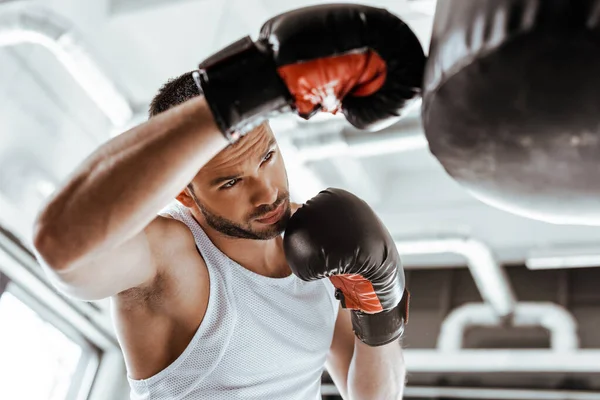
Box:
0, 292, 83, 400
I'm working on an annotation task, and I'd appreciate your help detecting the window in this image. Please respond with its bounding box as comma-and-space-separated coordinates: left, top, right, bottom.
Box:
0, 279, 98, 400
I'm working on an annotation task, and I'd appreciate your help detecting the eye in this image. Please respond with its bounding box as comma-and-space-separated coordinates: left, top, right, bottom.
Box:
263, 151, 275, 163
221, 178, 240, 190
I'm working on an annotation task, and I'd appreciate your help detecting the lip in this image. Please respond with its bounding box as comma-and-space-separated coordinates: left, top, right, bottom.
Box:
255, 202, 285, 224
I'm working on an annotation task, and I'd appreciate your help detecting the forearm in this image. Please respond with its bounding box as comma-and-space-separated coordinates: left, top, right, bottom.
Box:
34, 96, 227, 269
347, 339, 406, 400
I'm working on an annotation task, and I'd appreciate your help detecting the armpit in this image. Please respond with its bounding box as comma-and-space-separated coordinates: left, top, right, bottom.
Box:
116, 270, 167, 312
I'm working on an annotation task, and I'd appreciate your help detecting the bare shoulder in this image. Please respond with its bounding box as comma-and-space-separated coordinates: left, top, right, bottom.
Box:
290, 202, 302, 216
147, 215, 199, 262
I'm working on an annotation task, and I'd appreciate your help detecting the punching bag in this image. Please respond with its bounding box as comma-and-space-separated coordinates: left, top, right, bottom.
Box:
422, 0, 600, 225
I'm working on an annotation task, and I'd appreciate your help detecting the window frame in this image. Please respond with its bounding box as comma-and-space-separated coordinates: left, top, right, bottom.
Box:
0, 270, 9, 296
3, 281, 101, 400
0, 226, 116, 400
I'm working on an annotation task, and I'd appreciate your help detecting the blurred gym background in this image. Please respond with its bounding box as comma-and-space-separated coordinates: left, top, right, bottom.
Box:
1, 0, 600, 399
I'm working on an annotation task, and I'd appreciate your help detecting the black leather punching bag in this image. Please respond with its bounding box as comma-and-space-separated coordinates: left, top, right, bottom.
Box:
423, 0, 600, 225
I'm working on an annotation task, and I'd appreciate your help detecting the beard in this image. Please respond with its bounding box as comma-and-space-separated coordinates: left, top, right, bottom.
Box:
194, 191, 291, 240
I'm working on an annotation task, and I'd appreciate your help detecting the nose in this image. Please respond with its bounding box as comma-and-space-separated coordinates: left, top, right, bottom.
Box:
250, 176, 278, 209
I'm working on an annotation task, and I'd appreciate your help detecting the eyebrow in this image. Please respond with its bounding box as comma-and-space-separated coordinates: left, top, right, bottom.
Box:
210, 137, 277, 187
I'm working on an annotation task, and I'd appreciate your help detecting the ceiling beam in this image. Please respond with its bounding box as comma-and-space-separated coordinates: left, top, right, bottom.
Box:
109, 0, 205, 15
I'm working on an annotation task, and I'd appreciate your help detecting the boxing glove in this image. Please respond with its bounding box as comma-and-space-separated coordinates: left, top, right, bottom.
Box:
196, 4, 425, 142
283, 188, 409, 347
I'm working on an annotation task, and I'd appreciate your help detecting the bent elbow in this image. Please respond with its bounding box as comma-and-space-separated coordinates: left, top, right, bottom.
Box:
32, 220, 71, 272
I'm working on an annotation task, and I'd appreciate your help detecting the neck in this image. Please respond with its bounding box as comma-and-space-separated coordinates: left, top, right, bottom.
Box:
191, 212, 291, 278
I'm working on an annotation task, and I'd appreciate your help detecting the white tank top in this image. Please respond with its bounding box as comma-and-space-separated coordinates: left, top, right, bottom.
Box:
127, 202, 339, 400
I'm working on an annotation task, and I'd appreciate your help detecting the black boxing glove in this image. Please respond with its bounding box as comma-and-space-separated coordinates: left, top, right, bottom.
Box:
195, 4, 425, 142
283, 188, 410, 347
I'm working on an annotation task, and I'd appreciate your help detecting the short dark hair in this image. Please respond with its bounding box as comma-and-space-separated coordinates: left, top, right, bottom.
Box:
149, 71, 202, 194
148, 71, 200, 117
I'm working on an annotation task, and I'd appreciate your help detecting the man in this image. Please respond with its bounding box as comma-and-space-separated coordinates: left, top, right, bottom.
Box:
32, 4, 423, 399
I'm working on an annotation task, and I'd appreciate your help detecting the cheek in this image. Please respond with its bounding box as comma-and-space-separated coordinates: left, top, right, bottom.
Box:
197, 188, 247, 221
215, 195, 250, 221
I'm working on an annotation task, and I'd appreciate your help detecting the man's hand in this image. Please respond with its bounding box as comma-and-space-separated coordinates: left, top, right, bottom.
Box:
283, 188, 409, 399
284, 188, 409, 346
197, 3, 425, 141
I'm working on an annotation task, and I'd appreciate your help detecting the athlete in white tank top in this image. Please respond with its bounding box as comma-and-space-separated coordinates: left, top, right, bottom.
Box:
34, 6, 410, 400
127, 202, 339, 400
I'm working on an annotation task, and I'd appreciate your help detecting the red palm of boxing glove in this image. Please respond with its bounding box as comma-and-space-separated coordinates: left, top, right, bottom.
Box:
277, 51, 387, 117
284, 188, 410, 346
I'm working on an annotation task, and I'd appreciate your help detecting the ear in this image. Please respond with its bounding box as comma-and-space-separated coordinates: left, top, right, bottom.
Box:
176, 187, 196, 208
